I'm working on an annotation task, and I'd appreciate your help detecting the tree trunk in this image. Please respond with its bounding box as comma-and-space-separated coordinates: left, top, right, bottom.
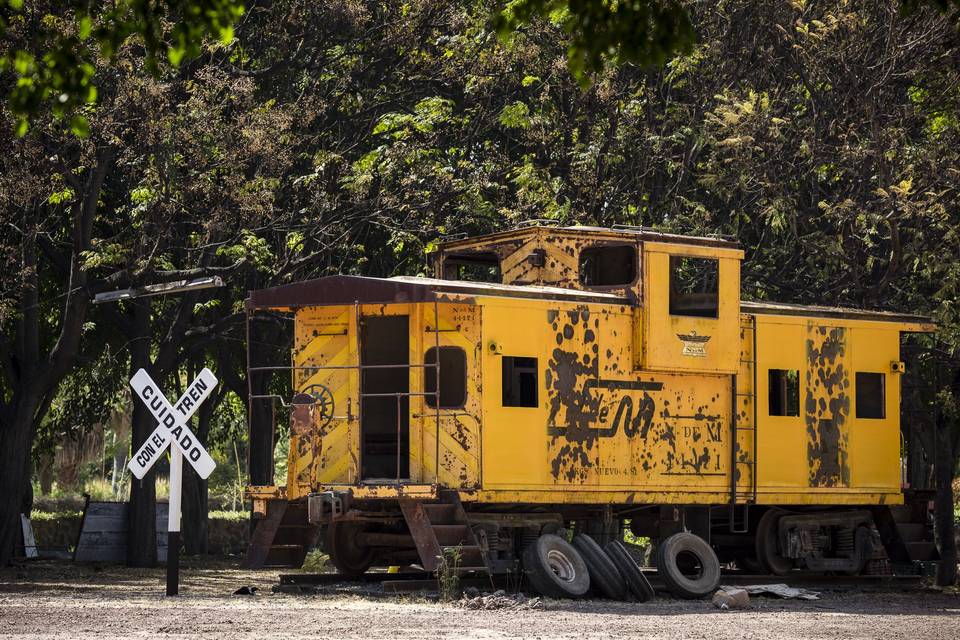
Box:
0, 148, 109, 565
127, 302, 157, 567
0, 393, 40, 564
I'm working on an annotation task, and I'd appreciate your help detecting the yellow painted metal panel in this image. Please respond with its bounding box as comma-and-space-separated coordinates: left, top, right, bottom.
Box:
413, 302, 483, 488
467, 488, 900, 506
481, 300, 552, 487
754, 318, 807, 489
481, 297, 731, 494
848, 327, 901, 491
289, 305, 357, 498
642, 244, 741, 374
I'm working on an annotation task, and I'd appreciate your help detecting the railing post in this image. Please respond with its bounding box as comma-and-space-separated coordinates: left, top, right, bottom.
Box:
396, 393, 402, 484
433, 299, 441, 485
354, 300, 362, 480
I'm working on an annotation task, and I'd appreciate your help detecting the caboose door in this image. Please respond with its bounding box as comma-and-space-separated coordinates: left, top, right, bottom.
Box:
412, 302, 482, 489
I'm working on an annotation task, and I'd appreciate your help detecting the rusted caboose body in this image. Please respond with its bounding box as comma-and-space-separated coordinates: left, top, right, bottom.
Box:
244, 226, 937, 594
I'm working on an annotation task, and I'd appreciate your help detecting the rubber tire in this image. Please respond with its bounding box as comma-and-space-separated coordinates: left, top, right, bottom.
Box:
755, 509, 794, 576
604, 540, 654, 602
656, 532, 721, 599
325, 522, 376, 576
522, 534, 591, 599
573, 534, 628, 600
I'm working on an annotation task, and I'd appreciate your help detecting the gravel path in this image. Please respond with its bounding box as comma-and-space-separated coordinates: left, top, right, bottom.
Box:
2, 560, 958, 639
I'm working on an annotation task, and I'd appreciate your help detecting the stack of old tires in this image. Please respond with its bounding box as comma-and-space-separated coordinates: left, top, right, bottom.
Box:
523, 532, 720, 601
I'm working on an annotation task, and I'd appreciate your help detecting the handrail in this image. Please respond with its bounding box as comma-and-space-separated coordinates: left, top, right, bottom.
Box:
247, 299, 447, 487
248, 363, 437, 372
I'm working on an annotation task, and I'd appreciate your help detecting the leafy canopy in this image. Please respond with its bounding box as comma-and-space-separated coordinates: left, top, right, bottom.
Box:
0, 0, 243, 136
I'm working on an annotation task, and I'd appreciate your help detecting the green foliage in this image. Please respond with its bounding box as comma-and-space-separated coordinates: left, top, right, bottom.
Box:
494, 0, 695, 84
0, 0, 244, 136
301, 549, 328, 573
435, 544, 462, 601
5, 0, 960, 531
499, 101, 531, 129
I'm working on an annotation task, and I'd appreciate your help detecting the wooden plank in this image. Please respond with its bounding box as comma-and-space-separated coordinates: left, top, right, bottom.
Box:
73, 501, 170, 563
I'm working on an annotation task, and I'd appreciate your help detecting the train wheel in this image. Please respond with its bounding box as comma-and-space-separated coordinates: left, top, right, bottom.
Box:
325, 522, 376, 576
573, 534, 627, 600
755, 509, 794, 576
522, 534, 591, 599
656, 532, 720, 599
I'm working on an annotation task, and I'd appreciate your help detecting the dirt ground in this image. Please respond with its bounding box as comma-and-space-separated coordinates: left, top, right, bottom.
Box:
1, 558, 959, 639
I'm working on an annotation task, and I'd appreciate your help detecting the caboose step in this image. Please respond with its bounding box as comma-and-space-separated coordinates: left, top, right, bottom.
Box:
399, 496, 490, 575
432, 524, 471, 545
421, 503, 458, 522
242, 499, 318, 569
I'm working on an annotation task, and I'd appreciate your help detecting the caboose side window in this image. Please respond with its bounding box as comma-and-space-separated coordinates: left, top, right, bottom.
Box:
502, 356, 538, 407
579, 245, 637, 286
768, 369, 799, 416
669, 256, 719, 318
856, 372, 885, 419
424, 346, 467, 409
442, 252, 501, 283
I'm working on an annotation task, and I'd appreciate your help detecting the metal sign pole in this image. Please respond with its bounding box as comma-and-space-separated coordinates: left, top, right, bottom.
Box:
167, 447, 183, 596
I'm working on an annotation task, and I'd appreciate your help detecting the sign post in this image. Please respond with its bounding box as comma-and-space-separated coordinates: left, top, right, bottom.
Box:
127, 367, 218, 596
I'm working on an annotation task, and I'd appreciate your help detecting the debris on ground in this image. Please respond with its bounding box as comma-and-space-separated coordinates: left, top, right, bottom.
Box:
458, 588, 541, 610
712, 588, 750, 610
721, 584, 820, 600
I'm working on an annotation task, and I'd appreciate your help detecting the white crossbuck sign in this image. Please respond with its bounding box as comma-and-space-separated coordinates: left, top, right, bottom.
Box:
128, 368, 218, 480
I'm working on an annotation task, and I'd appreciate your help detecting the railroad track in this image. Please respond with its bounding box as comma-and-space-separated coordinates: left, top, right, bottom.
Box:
274, 570, 927, 595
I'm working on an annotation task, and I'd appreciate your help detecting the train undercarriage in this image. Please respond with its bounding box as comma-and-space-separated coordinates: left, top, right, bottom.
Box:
246, 489, 938, 600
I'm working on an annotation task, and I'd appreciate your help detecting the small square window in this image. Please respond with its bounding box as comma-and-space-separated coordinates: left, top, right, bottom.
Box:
856, 372, 885, 419
579, 245, 637, 286
425, 346, 467, 409
669, 256, 719, 318
768, 369, 799, 416
442, 252, 501, 283
502, 356, 538, 407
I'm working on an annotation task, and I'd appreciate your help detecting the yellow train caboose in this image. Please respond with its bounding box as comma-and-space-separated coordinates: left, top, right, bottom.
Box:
245, 225, 936, 598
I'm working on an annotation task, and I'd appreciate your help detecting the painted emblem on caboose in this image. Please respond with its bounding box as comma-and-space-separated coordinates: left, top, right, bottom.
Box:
677, 331, 711, 357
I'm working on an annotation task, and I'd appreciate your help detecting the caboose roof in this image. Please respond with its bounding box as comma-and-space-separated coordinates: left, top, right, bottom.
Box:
246, 274, 630, 310
247, 275, 934, 329
741, 300, 934, 328
436, 224, 740, 252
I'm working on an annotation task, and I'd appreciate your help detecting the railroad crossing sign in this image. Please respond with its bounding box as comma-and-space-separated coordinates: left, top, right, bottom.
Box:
128, 368, 217, 479
127, 367, 218, 596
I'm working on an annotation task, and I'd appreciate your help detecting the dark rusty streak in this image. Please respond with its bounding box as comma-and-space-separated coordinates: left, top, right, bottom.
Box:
546, 305, 600, 482
806, 326, 850, 487
448, 416, 472, 452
